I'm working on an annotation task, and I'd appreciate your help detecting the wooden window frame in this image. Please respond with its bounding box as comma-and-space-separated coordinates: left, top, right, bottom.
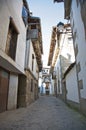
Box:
5, 17, 19, 61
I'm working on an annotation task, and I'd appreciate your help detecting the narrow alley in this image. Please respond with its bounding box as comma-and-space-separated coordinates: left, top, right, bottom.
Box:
0, 96, 86, 130
0, 0, 86, 130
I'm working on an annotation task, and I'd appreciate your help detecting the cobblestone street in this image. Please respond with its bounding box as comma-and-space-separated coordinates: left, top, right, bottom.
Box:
0, 96, 86, 130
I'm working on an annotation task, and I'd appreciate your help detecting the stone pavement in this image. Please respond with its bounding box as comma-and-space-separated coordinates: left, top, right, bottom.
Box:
0, 96, 86, 130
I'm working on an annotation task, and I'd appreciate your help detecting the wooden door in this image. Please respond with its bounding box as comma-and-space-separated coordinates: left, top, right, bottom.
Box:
0, 69, 9, 112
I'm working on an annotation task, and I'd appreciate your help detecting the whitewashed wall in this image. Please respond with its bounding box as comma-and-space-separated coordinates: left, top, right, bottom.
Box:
56, 58, 62, 94
0, 0, 26, 72
71, 0, 86, 99
54, 32, 75, 95
65, 65, 79, 103
7, 74, 18, 110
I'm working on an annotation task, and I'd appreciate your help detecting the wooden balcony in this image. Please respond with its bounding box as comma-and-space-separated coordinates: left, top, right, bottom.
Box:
27, 16, 43, 71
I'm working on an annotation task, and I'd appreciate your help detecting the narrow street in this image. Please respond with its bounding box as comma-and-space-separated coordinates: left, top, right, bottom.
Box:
0, 96, 86, 130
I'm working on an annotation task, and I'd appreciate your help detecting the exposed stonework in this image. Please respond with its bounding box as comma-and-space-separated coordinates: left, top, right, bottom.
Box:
25, 70, 38, 105
17, 71, 39, 108
17, 75, 27, 108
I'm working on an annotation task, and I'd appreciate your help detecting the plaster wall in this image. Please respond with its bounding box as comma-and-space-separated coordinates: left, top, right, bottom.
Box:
7, 73, 18, 110
71, 0, 86, 98
66, 65, 79, 103
55, 32, 75, 95
0, 0, 26, 72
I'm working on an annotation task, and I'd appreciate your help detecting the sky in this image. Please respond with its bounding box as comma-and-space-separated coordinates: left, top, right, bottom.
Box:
27, 0, 67, 67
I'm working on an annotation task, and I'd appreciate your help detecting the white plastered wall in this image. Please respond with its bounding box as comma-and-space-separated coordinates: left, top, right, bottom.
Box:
71, 0, 86, 98
7, 74, 18, 110
66, 65, 79, 103
0, 0, 26, 72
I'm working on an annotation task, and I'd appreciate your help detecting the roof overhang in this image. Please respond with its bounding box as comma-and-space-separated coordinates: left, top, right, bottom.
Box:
64, 0, 72, 19
28, 16, 43, 71
48, 27, 57, 66
54, 0, 64, 3
28, 16, 43, 54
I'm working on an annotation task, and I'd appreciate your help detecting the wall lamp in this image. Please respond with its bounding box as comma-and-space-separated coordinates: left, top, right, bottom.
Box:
57, 22, 64, 33
57, 22, 72, 34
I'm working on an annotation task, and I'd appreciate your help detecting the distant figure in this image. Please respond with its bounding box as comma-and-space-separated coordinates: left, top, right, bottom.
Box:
41, 84, 43, 95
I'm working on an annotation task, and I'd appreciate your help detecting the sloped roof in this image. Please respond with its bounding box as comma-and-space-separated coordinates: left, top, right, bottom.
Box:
48, 27, 57, 66
64, 0, 72, 19
54, 0, 64, 3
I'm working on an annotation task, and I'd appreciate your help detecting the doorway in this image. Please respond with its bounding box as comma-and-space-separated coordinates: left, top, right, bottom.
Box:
0, 68, 9, 112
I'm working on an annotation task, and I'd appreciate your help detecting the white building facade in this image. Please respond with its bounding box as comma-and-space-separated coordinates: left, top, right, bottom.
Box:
39, 67, 54, 95
0, 0, 43, 112
64, 0, 86, 115
48, 25, 75, 99
0, 0, 27, 112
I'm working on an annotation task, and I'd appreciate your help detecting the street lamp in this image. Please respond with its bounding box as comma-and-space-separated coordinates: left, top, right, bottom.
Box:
57, 22, 71, 34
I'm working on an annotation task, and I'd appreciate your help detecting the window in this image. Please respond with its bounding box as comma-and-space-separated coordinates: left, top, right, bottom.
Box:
22, 5, 28, 26
5, 18, 18, 60
31, 79, 33, 92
